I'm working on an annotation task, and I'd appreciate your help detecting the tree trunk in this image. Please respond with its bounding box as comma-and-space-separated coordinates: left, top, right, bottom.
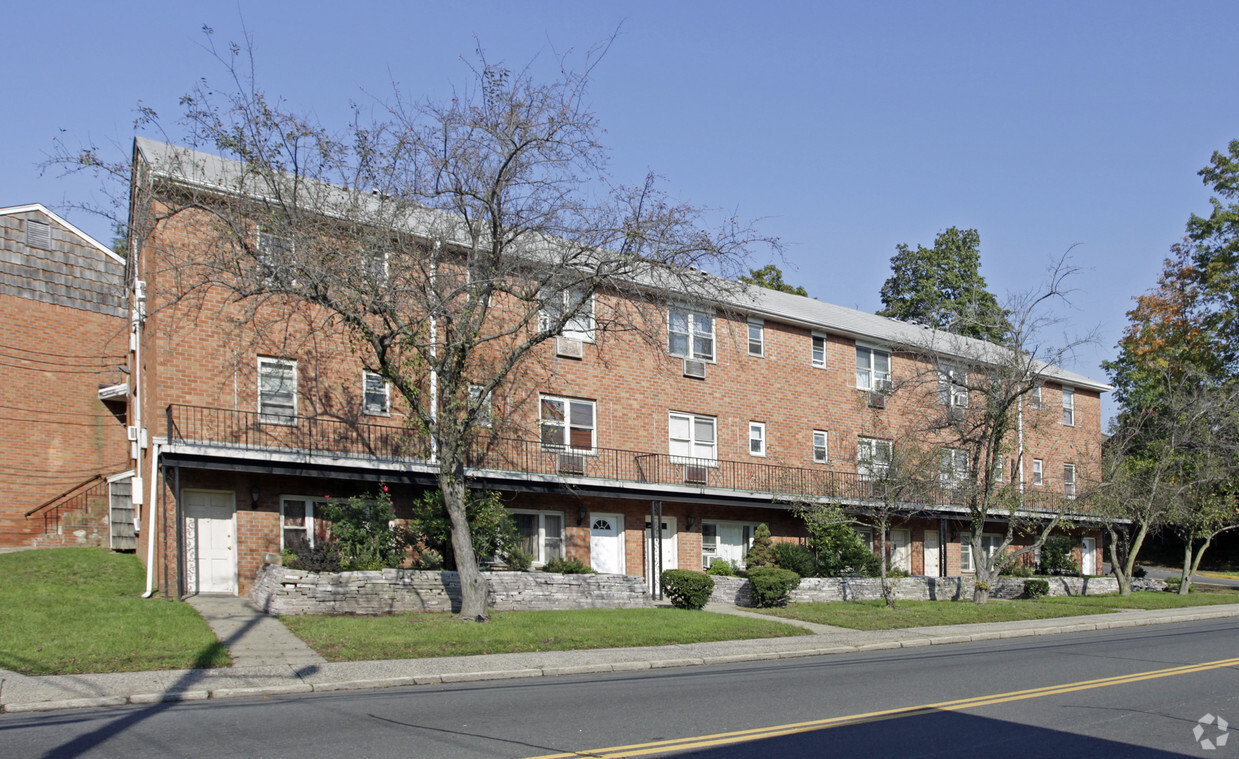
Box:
1110, 522, 1147, 597
972, 536, 992, 604
1183, 536, 1214, 596
440, 471, 489, 620
1179, 541, 1194, 595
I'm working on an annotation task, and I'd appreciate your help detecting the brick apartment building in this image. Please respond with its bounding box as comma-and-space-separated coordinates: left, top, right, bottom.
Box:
0, 204, 132, 551
126, 139, 1108, 598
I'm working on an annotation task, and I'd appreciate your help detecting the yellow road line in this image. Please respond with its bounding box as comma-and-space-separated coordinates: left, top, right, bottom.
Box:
524, 656, 1239, 759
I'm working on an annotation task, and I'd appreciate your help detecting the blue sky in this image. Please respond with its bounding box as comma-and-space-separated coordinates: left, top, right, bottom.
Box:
6, 2, 1238, 423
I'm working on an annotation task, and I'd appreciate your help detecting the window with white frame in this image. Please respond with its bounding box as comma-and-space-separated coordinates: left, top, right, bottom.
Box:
364, 249, 389, 282
258, 357, 297, 425
857, 437, 892, 479
1061, 386, 1075, 425
1063, 463, 1076, 499
856, 346, 891, 391
540, 286, 595, 342
748, 422, 766, 457
701, 521, 759, 569
280, 497, 324, 551
539, 396, 595, 452
510, 510, 564, 566
940, 448, 969, 487
813, 430, 828, 463
256, 227, 293, 284
362, 371, 390, 416
669, 412, 717, 462
811, 334, 827, 368
469, 385, 493, 428
938, 365, 969, 407
960, 532, 1004, 573
1029, 384, 1043, 410
668, 306, 714, 360
1032, 458, 1044, 486
747, 318, 764, 356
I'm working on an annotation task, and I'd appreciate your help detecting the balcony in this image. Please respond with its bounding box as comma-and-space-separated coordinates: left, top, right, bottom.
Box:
164, 404, 1007, 509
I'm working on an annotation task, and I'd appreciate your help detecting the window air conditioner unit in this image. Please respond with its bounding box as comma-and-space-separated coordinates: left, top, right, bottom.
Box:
867, 392, 887, 409
948, 405, 965, 421
555, 337, 584, 359
557, 453, 586, 475
683, 359, 707, 379
874, 378, 893, 394
684, 464, 709, 484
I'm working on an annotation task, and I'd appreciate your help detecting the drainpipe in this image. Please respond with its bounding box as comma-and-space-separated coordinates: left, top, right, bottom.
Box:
141, 441, 160, 598
428, 241, 440, 464
1017, 396, 1025, 500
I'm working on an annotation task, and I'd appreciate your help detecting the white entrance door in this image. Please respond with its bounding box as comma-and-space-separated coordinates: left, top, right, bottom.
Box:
185, 490, 237, 594
590, 514, 624, 574
1081, 537, 1096, 575
890, 529, 912, 573
923, 530, 940, 577
644, 517, 678, 593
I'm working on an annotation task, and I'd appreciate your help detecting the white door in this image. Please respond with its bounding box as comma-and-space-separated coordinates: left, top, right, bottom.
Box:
890, 529, 912, 573
923, 530, 940, 577
590, 514, 625, 574
644, 517, 678, 593
184, 490, 237, 594
1081, 537, 1096, 575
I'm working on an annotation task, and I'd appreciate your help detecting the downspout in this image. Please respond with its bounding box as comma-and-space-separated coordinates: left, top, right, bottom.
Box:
141, 441, 160, 598
1017, 396, 1025, 501
429, 241, 440, 463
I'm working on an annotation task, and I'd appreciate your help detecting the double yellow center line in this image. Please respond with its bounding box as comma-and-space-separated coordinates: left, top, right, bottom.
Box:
525, 656, 1239, 758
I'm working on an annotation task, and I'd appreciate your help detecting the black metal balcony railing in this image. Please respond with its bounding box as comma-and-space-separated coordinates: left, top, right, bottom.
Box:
167, 404, 1078, 508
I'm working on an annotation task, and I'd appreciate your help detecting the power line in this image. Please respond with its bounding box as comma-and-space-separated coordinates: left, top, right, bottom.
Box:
0, 343, 126, 361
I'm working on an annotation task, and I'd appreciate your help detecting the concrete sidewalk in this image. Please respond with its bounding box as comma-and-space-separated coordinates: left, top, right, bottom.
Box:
4, 600, 1239, 715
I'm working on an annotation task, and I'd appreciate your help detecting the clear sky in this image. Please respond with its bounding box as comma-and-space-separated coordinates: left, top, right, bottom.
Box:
6, 1, 1238, 424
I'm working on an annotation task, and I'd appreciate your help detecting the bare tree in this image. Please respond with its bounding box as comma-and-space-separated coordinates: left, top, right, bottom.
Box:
59, 37, 775, 619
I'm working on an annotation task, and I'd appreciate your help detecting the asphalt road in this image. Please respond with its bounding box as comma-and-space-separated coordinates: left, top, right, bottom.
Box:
1143, 565, 1239, 590
4, 618, 1238, 758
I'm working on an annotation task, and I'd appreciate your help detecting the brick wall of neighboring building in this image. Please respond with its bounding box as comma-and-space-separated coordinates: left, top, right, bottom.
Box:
0, 206, 128, 549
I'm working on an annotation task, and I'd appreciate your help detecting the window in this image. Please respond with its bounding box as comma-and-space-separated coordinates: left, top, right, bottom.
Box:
669, 412, 717, 462
856, 346, 891, 391
1029, 384, 1043, 410
1063, 463, 1076, 499
748, 422, 766, 457
701, 521, 758, 569
469, 385, 493, 428
811, 334, 827, 368
940, 448, 969, 487
258, 358, 297, 425
280, 497, 328, 551
1032, 459, 1044, 486
857, 437, 892, 479
25, 219, 51, 249
1061, 386, 1075, 426
364, 249, 389, 282
813, 430, 828, 463
362, 371, 389, 416
539, 396, 595, 453
510, 511, 564, 566
668, 306, 714, 360
960, 532, 1004, 573
256, 228, 293, 284
938, 365, 969, 407
747, 318, 764, 357
541, 287, 595, 342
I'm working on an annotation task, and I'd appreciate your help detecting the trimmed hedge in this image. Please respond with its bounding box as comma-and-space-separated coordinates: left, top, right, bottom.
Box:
543, 557, 595, 574
747, 567, 801, 607
661, 569, 715, 610
773, 543, 817, 578
1023, 579, 1050, 599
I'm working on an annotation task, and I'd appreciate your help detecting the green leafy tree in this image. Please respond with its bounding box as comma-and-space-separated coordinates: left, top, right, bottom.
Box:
1185, 139, 1239, 371
739, 264, 808, 296
408, 490, 519, 572
318, 488, 411, 570
878, 227, 1011, 343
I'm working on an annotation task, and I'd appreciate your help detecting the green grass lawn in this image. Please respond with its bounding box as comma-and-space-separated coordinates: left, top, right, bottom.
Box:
282, 607, 810, 661
0, 548, 230, 675
756, 590, 1239, 631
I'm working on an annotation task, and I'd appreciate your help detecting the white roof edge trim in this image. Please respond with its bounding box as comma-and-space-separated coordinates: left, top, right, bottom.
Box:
0, 203, 124, 264
106, 469, 136, 483
98, 383, 128, 400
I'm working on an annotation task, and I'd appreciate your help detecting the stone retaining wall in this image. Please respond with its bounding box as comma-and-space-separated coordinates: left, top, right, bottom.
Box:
709, 574, 1126, 606
251, 564, 654, 615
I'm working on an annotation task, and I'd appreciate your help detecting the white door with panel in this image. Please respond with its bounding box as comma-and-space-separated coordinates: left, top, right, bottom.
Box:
923, 530, 941, 577
890, 529, 912, 573
644, 517, 678, 593
184, 490, 238, 594
590, 514, 625, 574
1081, 537, 1097, 575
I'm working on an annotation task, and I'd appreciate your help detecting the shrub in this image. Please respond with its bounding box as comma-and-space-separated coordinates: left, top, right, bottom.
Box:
409, 489, 518, 571
744, 524, 777, 569
544, 557, 595, 574
412, 548, 444, 570
318, 488, 412, 570
773, 543, 817, 578
1039, 535, 1080, 576
807, 522, 880, 577
1024, 579, 1050, 599
885, 567, 910, 579
1132, 564, 1147, 578
661, 569, 715, 610
705, 558, 736, 576
1000, 563, 1034, 578
290, 542, 344, 573
747, 567, 801, 607
503, 546, 534, 572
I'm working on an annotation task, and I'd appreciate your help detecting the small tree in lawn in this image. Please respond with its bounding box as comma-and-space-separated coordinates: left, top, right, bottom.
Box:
744, 523, 777, 569
57, 34, 774, 620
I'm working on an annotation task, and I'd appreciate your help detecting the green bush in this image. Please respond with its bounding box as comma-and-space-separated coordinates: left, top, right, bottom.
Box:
1000, 563, 1034, 578
885, 567, 910, 579
289, 542, 343, 573
409, 489, 518, 571
503, 546, 534, 572
1039, 535, 1080, 576
1023, 579, 1050, 599
544, 557, 595, 574
412, 548, 444, 570
705, 558, 736, 576
661, 569, 715, 610
773, 543, 817, 578
744, 524, 777, 569
806, 522, 881, 577
318, 489, 412, 570
747, 567, 801, 608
